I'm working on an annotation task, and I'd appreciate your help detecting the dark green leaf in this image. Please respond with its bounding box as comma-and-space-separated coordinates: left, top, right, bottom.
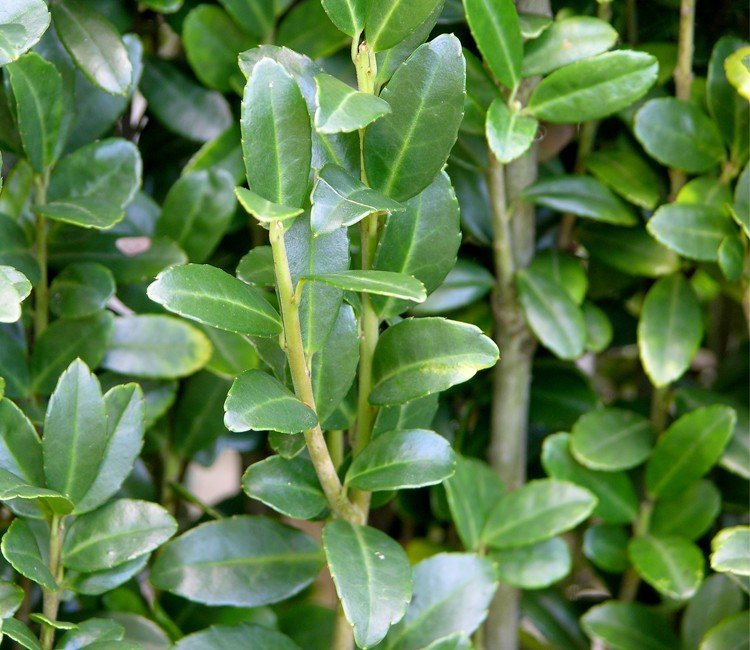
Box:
1, 518, 55, 590
219, 0, 274, 38
412, 259, 494, 315
492, 537, 572, 589
583, 524, 630, 573
67, 555, 149, 596
650, 480, 721, 541
304, 270, 426, 302
365, 0, 442, 52
699, 612, 750, 650
581, 602, 678, 650
320, 0, 366, 37
314, 73, 391, 133
2, 617, 42, 650
175, 623, 300, 650
49, 263, 115, 318
235, 187, 303, 224
277, 0, 347, 60
628, 535, 704, 600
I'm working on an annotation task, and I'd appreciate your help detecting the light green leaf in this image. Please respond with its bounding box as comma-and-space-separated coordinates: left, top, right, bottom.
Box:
320, 0, 366, 36
49, 263, 115, 319
528, 249, 588, 305
224, 369, 318, 434
583, 301, 613, 353
102, 315, 212, 379
243, 455, 326, 519
314, 73, 391, 133
345, 429, 455, 491
175, 623, 300, 650
0, 265, 31, 323
147, 264, 282, 338
483, 478, 597, 549
485, 98, 538, 164
711, 527, 750, 576
634, 98, 726, 173
464, 0, 522, 90
646, 405, 736, 498
364, 34, 466, 202
492, 537, 572, 589
526, 51, 658, 123
725, 46, 750, 100
523, 175, 637, 225
0, 0, 51, 66
516, 267, 586, 360
581, 602, 678, 650
570, 408, 655, 471
324, 520, 412, 648
57, 619, 125, 649
304, 270, 426, 302
241, 57, 311, 208
370, 318, 499, 406
311, 163, 404, 234
235, 187, 303, 224
365, 0, 442, 52
518, 12, 552, 39
628, 535, 704, 600
151, 516, 323, 606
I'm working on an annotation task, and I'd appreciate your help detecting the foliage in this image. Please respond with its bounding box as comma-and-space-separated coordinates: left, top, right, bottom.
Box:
0, 0, 747, 649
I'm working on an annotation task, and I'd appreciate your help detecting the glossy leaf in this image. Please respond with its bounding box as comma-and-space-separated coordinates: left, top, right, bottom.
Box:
0, 0, 50, 66
1, 518, 56, 590
320, 0, 366, 37
581, 602, 678, 650
365, 0, 442, 52
725, 46, 750, 100
493, 537, 572, 589
583, 524, 630, 573
304, 270, 426, 302
711, 527, 750, 576
369, 318, 499, 406
486, 98, 538, 164
650, 480, 721, 541
647, 204, 736, 262
628, 535, 704, 600
0, 265, 31, 323
49, 263, 115, 318
314, 73, 390, 134
324, 520, 411, 648
235, 187, 303, 224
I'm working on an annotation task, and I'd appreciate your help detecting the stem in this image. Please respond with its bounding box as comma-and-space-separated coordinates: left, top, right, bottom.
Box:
269, 221, 361, 523
40, 515, 65, 650
328, 430, 344, 470
618, 500, 654, 601
33, 171, 50, 340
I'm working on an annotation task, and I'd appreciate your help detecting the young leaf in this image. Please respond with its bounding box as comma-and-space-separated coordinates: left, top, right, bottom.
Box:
62, 499, 177, 572
464, 0, 522, 90
725, 46, 750, 100
646, 405, 736, 498
304, 270, 426, 302
526, 51, 658, 123
628, 535, 704, 600
364, 34, 466, 202
369, 318, 499, 405
151, 516, 323, 606
638, 274, 704, 387
51, 0, 133, 95
0, 0, 50, 66
49, 263, 116, 319
492, 537, 572, 589
483, 478, 597, 549
345, 429, 455, 491
320, 0, 367, 37
323, 520, 412, 648
241, 57, 311, 208
224, 369, 318, 434
365, 0, 442, 52
634, 98, 726, 173
242, 455, 326, 519
0, 266, 31, 323
485, 98, 538, 164
147, 264, 282, 338
581, 602, 678, 650
235, 187, 303, 224
314, 73, 391, 133
710, 527, 750, 576
311, 164, 404, 234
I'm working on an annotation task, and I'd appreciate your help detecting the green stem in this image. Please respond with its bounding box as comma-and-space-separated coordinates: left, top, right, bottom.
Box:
33, 171, 50, 340
328, 430, 344, 470
40, 514, 65, 650
618, 500, 654, 601
269, 221, 361, 523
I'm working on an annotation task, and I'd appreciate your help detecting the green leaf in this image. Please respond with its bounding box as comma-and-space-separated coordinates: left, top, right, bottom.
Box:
29, 614, 76, 631
542, 433, 639, 524
522, 16, 617, 76
380, 553, 497, 650
711, 527, 750, 576
235, 187, 303, 224
492, 537, 572, 589
49, 263, 115, 318
103, 613, 170, 649
718, 235, 745, 282
0, 213, 39, 287
219, 0, 274, 38
243, 455, 326, 519
646, 405, 736, 499
583, 301, 613, 353
485, 98, 538, 164
314, 73, 391, 133
516, 268, 586, 360
320, 0, 366, 37
528, 250, 588, 305
0, 399, 44, 513
1, 518, 56, 590
526, 51, 658, 123
2, 617, 42, 650
0, 467, 73, 516
277, 0, 348, 60
570, 408, 655, 471
464, 0, 522, 90
365, 0, 442, 52
639, 274, 704, 387
102, 315, 212, 379
40, 138, 142, 230
6, 52, 63, 172
51, 0, 132, 95
172, 371, 231, 458
0, 265, 31, 323
581, 602, 678, 650
650, 480, 721, 541
184, 125, 244, 184
147, 264, 282, 338
183, 5, 254, 92
518, 12, 552, 39
364, 34, 466, 202
699, 612, 750, 650
241, 57, 311, 208
345, 429, 455, 491
634, 98, 726, 173
373, 394, 439, 437
412, 259, 494, 316
42, 359, 107, 505
628, 535, 704, 600
224, 369, 318, 434
523, 175, 637, 226
140, 57, 232, 142
151, 516, 323, 606
647, 203, 737, 262
725, 46, 750, 100
483, 478, 597, 549
175, 623, 300, 650
370, 318, 499, 406
155, 170, 236, 262
462, 49, 500, 136
57, 619, 125, 649
62, 499, 176, 572
311, 164, 404, 234
237, 246, 275, 287
67, 555, 149, 597
75, 384, 146, 514
0, 0, 50, 66
324, 520, 411, 648
373, 172, 461, 319
304, 270, 426, 302
583, 524, 630, 573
